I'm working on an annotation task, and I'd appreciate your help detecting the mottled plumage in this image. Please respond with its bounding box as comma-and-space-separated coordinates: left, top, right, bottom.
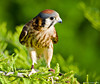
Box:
19, 9, 62, 76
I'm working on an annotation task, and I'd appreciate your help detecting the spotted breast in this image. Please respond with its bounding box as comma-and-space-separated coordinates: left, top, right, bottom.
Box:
26, 29, 52, 49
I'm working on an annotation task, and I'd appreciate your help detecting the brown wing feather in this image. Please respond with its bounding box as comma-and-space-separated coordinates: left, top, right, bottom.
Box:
19, 17, 36, 45
51, 28, 58, 44
19, 26, 28, 45
19, 17, 41, 45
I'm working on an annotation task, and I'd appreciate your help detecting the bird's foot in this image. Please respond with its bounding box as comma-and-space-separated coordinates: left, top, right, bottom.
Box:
28, 69, 36, 76
48, 68, 55, 73
48, 69, 63, 76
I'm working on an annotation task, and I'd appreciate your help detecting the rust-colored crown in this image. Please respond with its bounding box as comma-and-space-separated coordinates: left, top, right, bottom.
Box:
41, 9, 55, 14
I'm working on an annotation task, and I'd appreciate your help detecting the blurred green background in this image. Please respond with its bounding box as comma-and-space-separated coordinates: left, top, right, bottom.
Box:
0, 0, 100, 83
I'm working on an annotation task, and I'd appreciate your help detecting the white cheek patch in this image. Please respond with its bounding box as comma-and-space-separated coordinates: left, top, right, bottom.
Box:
44, 18, 53, 28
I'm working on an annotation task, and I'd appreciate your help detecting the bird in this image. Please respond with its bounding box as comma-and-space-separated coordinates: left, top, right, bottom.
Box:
19, 9, 62, 76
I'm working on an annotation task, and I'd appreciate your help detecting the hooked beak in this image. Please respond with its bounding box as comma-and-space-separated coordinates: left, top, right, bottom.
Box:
58, 17, 62, 23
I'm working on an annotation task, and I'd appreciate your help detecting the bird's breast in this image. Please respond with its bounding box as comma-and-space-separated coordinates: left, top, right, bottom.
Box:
26, 30, 52, 49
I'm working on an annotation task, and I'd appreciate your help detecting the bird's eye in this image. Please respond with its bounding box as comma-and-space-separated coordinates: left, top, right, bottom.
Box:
50, 17, 54, 20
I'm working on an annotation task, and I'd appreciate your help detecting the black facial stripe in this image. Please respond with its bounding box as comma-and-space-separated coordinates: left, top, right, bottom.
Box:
42, 19, 45, 27
35, 19, 39, 24
48, 21, 54, 28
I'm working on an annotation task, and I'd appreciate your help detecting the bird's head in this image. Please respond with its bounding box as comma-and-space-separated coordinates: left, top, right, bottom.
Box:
35, 9, 62, 28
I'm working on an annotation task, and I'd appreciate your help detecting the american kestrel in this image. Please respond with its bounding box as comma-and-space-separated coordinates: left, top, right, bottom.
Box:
19, 9, 62, 76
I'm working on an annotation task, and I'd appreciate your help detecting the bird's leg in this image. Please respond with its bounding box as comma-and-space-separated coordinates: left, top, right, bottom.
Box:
44, 46, 53, 69
44, 46, 55, 73
28, 48, 37, 76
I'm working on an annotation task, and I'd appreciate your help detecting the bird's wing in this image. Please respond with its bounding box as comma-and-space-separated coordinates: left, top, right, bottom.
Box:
19, 17, 41, 45
51, 27, 58, 44
19, 25, 28, 45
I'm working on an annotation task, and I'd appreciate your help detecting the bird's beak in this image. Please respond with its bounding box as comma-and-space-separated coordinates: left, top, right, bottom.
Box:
58, 17, 62, 23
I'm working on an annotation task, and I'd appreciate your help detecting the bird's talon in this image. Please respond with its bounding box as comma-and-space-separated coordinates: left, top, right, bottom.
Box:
28, 69, 36, 76
59, 73, 63, 76
48, 68, 55, 73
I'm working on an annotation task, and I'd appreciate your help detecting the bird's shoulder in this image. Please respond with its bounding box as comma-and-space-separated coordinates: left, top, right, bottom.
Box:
51, 27, 58, 44
26, 17, 44, 31
19, 17, 43, 45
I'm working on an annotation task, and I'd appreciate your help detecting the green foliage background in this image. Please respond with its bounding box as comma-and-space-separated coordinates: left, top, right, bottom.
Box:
0, 0, 100, 83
